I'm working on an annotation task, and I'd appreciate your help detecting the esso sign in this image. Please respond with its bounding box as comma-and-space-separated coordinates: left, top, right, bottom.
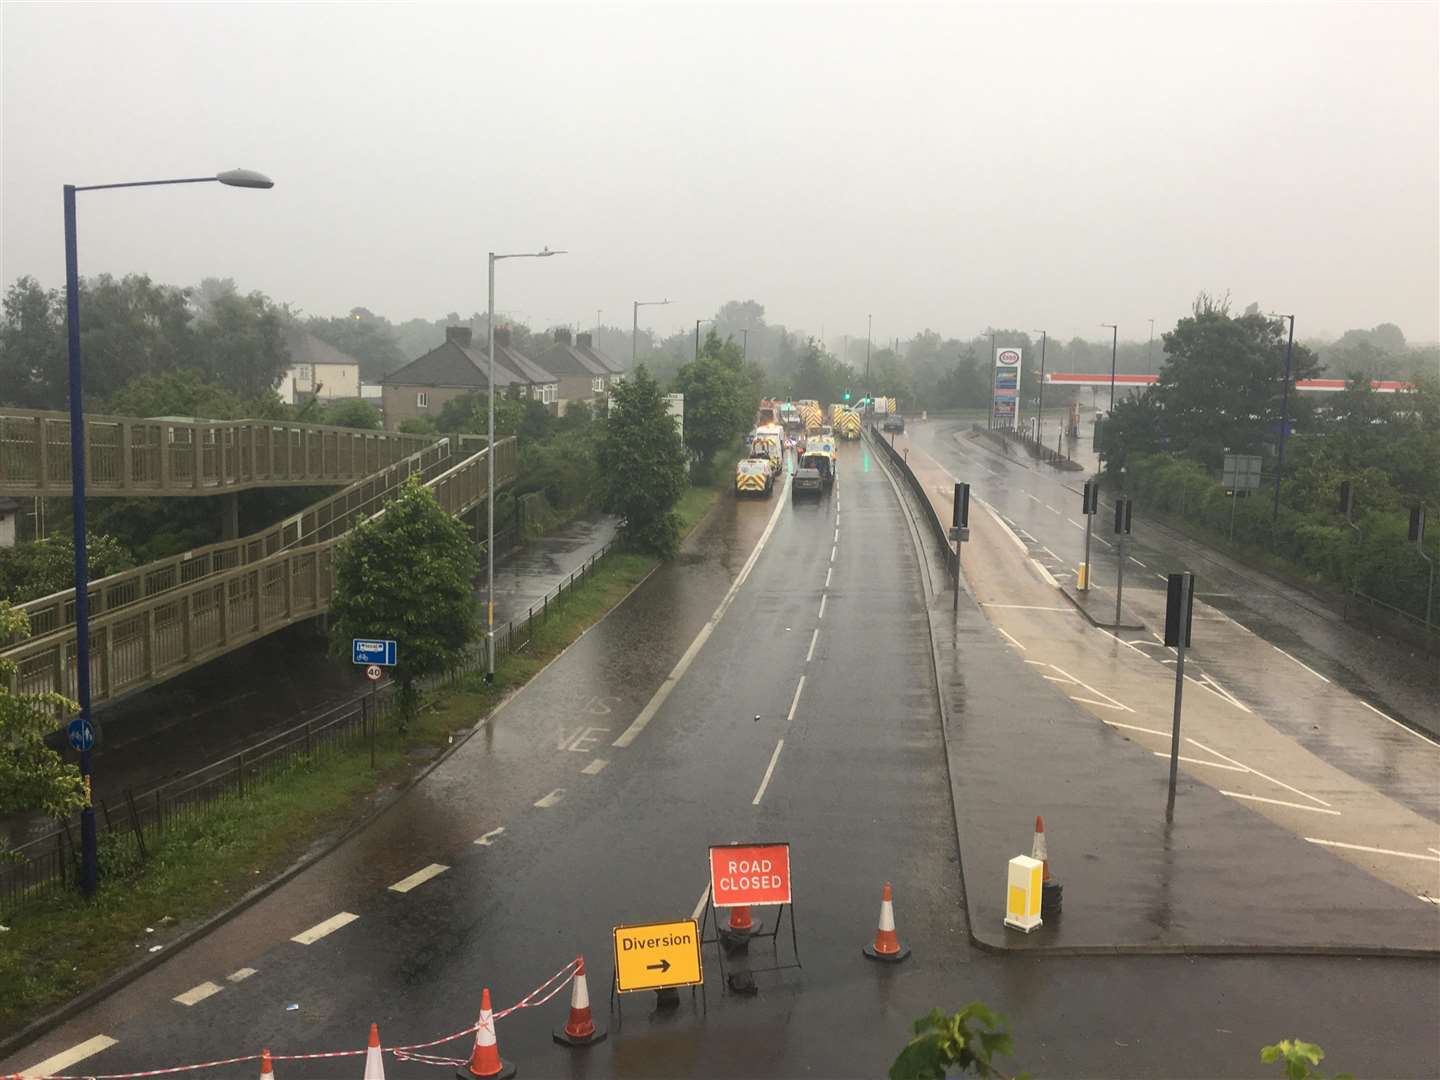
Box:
366, 664, 383, 682
709, 843, 792, 907
997, 349, 1021, 366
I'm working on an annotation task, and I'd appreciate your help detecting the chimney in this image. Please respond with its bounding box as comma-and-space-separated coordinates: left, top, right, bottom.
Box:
445, 325, 472, 347
576, 332, 592, 349
554, 327, 572, 345
494, 326, 511, 348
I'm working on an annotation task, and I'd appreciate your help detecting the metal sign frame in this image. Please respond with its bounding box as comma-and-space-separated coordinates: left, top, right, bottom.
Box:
351, 638, 397, 666
1221, 454, 1263, 491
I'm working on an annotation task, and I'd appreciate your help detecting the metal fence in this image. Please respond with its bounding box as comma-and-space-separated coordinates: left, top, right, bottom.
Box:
1, 534, 617, 918
869, 426, 957, 581
970, 423, 1084, 471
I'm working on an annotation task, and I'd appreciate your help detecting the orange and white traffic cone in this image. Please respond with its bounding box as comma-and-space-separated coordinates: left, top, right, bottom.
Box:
259, 1049, 275, 1080
553, 956, 607, 1047
719, 903, 763, 951
363, 1023, 385, 1080
457, 988, 516, 1080
862, 881, 911, 963
1032, 815, 1063, 918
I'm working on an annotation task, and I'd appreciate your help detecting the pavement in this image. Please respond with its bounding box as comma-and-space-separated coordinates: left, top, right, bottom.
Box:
4, 444, 1438, 1078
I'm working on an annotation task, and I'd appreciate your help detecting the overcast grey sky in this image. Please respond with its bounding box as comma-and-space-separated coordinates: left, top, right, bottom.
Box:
3, 1, 1437, 350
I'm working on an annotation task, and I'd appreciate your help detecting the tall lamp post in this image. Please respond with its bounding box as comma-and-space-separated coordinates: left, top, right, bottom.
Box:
865, 314, 873, 391
63, 167, 274, 897
1100, 323, 1118, 411
1033, 330, 1048, 443
1269, 313, 1296, 522
694, 318, 714, 360
987, 331, 997, 430
740, 328, 749, 362
632, 298, 671, 365
487, 248, 566, 682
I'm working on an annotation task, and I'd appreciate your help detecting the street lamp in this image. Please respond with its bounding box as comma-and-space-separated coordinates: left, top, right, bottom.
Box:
1147, 318, 1155, 374
632, 298, 672, 365
1033, 330, 1048, 444
1268, 313, 1296, 522
740, 328, 749, 362
987, 331, 996, 430
1100, 323, 1118, 411
865, 314, 873, 389
694, 318, 715, 361
63, 167, 274, 897
486, 247, 566, 682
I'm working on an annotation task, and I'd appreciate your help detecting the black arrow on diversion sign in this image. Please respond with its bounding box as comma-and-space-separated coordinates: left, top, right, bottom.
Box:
646, 959, 672, 973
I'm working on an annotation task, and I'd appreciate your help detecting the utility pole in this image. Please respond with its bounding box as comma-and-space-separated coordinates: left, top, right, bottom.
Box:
695, 319, 701, 361
987, 331, 997, 431
741, 328, 749, 361
632, 298, 671, 365
1101, 323, 1118, 411
865, 314, 872, 389
1272, 314, 1296, 522
1147, 318, 1155, 373
1034, 330, 1048, 446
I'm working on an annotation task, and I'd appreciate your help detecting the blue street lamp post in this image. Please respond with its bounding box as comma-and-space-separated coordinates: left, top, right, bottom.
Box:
64, 168, 273, 896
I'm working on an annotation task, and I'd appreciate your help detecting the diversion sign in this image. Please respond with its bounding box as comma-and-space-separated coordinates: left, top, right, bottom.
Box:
613, 919, 703, 992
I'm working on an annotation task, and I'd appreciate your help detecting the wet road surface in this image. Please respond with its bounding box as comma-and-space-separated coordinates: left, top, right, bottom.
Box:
5, 446, 1438, 1078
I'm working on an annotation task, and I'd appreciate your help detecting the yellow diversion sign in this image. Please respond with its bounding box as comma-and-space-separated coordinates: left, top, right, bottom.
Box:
612, 919, 704, 992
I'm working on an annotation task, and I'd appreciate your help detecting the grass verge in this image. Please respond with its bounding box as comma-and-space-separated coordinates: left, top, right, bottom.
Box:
0, 483, 719, 1040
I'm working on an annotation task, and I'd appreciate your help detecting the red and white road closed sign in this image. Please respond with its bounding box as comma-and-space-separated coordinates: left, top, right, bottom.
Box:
709, 843, 792, 908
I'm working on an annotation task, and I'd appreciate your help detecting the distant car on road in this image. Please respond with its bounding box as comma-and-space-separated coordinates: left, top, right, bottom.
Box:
792, 464, 824, 499
882, 414, 905, 433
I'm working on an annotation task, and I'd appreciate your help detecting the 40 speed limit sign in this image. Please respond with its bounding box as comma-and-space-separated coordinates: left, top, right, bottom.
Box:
708, 842, 791, 907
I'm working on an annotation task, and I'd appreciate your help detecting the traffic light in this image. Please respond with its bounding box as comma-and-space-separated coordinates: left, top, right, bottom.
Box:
1082, 480, 1099, 515
843, 391, 851, 401
1114, 496, 1133, 535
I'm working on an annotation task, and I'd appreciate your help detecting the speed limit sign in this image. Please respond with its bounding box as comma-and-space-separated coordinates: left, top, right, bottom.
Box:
365, 664, 383, 682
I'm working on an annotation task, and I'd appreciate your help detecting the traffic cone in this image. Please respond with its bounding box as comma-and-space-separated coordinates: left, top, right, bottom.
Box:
363, 1023, 385, 1080
1032, 816, 1063, 918
719, 903, 762, 951
553, 956, 607, 1047
259, 1049, 275, 1080
863, 881, 911, 962
457, 988, 516, 1079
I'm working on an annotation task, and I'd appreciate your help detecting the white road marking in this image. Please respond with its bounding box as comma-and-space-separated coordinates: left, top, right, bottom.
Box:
787, 676, 806, 722
834, 527, 839, 542
1067, 518, 1085, 530
1044, 504, 1061, 515
389, 863, 449, 894
612, 471, 790, 749
806, 629, 819, 663
1071, 696, 1130, 710
691, 885, 711, 920
818, 594, 828, 620
1304, 838, 1440, 862
752, 739, 785, 805
981, 500, 1031, 554
1040, 546, 1060, 559
1431, 848, 1440, 857
1273, 646, 1331, 684
1186, 737, 1331, 808
824, 567, 832, 588
21, 1036, 119, 1078
173, 981, 224, 1007
996, 627, 1026, 650
1154, 752, 1248, 772
1129, 556, 1147, 568
979, 603, 1078, 612
291, 912, 359, 945
1420, 895, 1440, 905
582, 757, 609, 775
1029, 558, 1060, 587
1200, 673, 1252, 714
1023, 658, 1048, 665
534, 789, 565, 808
1221, 791, 1342, 815
1025, 493, 1043, 505
1093, 626, 1146, 656
1049, 664, 1133, 712
1102, 718, 1172, 738
1092, 534, 1114, 549
227, 967, 257, 983
1154, 572, 1168, 581
473, 826, 505, 846
1044, 674, 1072, 683
1359, 701, 1440, 748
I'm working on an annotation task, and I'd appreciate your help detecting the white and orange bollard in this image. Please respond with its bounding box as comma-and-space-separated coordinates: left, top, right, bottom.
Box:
259, 1049, 275, 1080
457, 988, 516, 1079
862, 881, 911, 962
1004, 854, 1043, 933
363, 1023, 385, 1080
553, 956, 606, 1047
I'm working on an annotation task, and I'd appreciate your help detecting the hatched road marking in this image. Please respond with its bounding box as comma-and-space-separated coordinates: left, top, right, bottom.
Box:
291, 912, 359, 945
1359, 701, 1440, 748
389, 863, 449, 894
1222, 791, 1341, 816
1304, 838, 1440, 862
21, 1036, 118, 1078
1273, 645, 1331, 684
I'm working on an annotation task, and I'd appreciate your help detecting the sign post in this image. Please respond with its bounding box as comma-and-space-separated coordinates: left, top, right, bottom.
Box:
1080, 480, 1099, 591
1163, 572, 1196, 822
991, 348, 1023, 431
1221, 453, 1262, 542
1113, 496, 1133, 625
949, 482, 971, 613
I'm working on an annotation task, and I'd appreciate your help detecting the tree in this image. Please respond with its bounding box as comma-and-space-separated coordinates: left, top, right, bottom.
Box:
306, 308, 404, 381
0, 276, 66, 408
598, 366, 687, 556
317, 399, 382, 430
77, 274, 196, 402
0, 602, 85, 842
434, 391, 528, 438
328, 477, 477, 723
675, 331, 755, 474
0, 534, 136, 604
105, 368, 287, 421
194, 289, 290, 398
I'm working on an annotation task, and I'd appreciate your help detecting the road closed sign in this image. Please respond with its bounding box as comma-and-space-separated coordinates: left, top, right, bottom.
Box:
613, 919, 703, 992
708, 842, 792, 908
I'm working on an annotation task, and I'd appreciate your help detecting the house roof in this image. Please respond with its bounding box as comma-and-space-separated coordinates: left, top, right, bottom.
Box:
577, 338, 625, 375
535, 340, 609, 378
383, 341, 524, 389
283, 325, 361, 369
496, 345, 558, 386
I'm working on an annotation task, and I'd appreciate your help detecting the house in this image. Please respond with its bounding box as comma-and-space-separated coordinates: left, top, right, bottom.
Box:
535, 328, 617, 414
279, 326, 362, 403
379, 326, 556, 431
576, 331, 625, 381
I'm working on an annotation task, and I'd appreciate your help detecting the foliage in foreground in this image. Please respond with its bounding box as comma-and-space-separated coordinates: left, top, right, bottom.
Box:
1260, 1039, 1353, 1080
598, 366, 687, 557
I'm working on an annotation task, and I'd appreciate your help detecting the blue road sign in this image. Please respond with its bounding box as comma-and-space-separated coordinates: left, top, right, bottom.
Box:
352, 638, 398, 666
68, 717, 95, 753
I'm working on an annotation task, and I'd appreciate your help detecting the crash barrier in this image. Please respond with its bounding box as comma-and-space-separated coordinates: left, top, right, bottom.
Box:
867, 426, 957, 582
2, 439, 517, 707
969, 423, 1084, 471
1, 536, 615, 918
0, 409, 442, 499
14, 959, 582, 1079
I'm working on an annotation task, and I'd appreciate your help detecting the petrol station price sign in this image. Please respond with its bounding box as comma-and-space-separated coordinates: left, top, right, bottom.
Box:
708, 842, 792, 908
612, 919, 703, 992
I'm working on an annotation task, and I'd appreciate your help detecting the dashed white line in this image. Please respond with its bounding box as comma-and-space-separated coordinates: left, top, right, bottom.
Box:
834, 527, 839, 543
824, 567, 832, 588
534, 789, 565, 808
818, 594, 828, 620
227, 967, 257, 983
20, 1036, 119, 1078
389, 863, 449, 894
1273, 646, 1331, 684
473, 826, 505, 846
582, 757, 609, 775
752, 738, 785, 805
1154, 572, 1168, 582
1304, 838, 1440, 862
1092, 534, 1114, 549
291, 912, 359, 945
1221, 791, 1341, 816
996, 627, 1026, 650
787, 676, 806, 721
982, 501, 1031, 554
173, 981, 224, 1007
830, 545, 837, 562
806, 628, 819, 663
1359, 701, 1440, 748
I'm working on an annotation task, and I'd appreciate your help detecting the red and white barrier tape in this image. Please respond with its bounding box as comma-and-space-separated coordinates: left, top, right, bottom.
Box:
26, 958, 581, 1079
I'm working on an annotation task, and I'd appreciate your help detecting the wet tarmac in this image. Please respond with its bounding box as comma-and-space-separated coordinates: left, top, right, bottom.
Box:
4, 453, 1437, 1079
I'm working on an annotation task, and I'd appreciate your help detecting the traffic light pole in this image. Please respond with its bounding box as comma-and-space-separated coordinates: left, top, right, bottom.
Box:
1082, 514, 1093, 592
1114, 535, 1126, 625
